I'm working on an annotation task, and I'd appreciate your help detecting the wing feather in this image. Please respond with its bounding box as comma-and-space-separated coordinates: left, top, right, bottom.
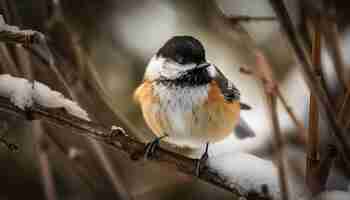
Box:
211, 66, 240, 102
209, 66, 252, 110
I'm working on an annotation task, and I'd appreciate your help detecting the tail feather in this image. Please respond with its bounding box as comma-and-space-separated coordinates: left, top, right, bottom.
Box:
234, 117, 255, 139
240, 102, 251, 110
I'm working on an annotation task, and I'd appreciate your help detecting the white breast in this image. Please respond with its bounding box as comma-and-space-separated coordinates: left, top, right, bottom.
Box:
153, 83, 209, 148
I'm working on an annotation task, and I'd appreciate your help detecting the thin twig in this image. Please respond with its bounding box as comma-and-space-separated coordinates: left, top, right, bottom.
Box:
321, 17, 347, 94
241, 50, 291, 200
269, 0, 350, 170
44, 128, 100, 193
83, 61, 135, 200
88, 138, 134, 200
275, 88, 307, 143
228, 15, 276, 23
306, 18, 322, 195
33, 121, 58, 200
240, 66, 308, 142
308, 17, 333, 106
0, 19, 44, 46
321, 19, 350, 123
321, 16, 350, 125
0, 43, 19, 75
338, 91, 350, 123
266, 93, 289, 200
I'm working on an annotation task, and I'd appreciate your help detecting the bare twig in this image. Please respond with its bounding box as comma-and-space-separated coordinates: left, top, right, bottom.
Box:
321, 17, 347, 93
321, 16, 350, 125
266, 94, 289, 200
0, 43, 19, 75
269, 0, 350, 170
240, 68, 308, 142
83, 60, 135, 200
228, 15, 276, 23
275, 88, 307, 143
338, 91, 350, 124
89, 138, 134, 200
308, 17, 333, 105
33, 121, 58, 200
44, 128, 100, 192
0, 15, 44, 46
244, 50, 290, 200
306, 18, 322, 195
241, 50, 291, 200
240, 63, 307, 143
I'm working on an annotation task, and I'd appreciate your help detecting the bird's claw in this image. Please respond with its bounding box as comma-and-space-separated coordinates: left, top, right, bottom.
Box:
144, 135, 167, 160
195, 143, 209, 177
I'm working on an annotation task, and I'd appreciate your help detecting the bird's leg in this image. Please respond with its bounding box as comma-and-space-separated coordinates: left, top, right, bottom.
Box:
144, 135, 167, 160
195, 142, 209, 177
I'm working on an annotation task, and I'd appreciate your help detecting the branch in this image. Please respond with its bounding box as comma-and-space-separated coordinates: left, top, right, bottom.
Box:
306, 17, 322, 195
269, 0, 350, 171
240, 55, 308, 144
33, 121, 58, 200
321, 16, 347, 93
0, 15, 45, 46
266, 94, 289, 200
240, 51, 291, 200
0, 96, 269, 200
228, 15, 276, 24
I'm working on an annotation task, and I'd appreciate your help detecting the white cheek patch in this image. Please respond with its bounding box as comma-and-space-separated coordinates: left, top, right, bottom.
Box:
144, 56, 164, 81
207, 65, 217, 77
144, 55, 197, 80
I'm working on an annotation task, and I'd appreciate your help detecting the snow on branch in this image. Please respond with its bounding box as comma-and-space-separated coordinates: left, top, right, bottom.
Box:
0, 74, 89, 120
0, 15, 45, 46
0, 74, 273, 200
209, 153, 279, 199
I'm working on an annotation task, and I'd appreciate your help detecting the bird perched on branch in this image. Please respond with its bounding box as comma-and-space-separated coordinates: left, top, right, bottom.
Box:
134, 36, 254, 175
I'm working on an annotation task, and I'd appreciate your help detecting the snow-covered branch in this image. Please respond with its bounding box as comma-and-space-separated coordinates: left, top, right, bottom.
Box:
0, 74, 271, 200
0, 15, 45, 46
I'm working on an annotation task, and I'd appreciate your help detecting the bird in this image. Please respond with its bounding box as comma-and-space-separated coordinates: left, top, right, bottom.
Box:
134, 35, 254, 175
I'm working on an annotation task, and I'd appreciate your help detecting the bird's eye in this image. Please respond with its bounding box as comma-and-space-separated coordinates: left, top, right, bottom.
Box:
176, 55, 185, 64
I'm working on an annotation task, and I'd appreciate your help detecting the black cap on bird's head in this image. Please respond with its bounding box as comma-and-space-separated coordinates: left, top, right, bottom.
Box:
156, 36, 206, 65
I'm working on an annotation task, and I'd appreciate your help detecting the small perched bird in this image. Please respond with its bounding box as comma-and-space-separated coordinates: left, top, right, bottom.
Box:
134, 36, 254, 174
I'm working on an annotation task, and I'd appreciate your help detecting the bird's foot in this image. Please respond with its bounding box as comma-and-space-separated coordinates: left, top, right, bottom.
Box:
195, 143, 209, 177
144, 135, 167, 160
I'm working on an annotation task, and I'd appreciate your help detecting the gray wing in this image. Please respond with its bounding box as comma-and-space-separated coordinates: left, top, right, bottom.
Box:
211, 66, 251, 110
212, 66, 240, 102
235, 117, 256, 139
210, 66, 255, 138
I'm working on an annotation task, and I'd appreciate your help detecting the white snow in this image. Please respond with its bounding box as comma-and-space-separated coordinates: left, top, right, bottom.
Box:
208, 153, 281, 198
0, 74, 89, 121
208, 151, 312, 200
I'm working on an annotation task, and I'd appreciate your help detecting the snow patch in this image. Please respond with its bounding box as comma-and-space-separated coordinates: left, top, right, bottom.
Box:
209, 153, 280, 198
0, 74, 89, 121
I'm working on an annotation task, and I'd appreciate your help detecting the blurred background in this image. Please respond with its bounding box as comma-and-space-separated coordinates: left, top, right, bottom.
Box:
1, 0, 350, 199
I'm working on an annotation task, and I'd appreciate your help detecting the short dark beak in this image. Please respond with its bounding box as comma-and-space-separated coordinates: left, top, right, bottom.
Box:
197, 62, 210, 69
